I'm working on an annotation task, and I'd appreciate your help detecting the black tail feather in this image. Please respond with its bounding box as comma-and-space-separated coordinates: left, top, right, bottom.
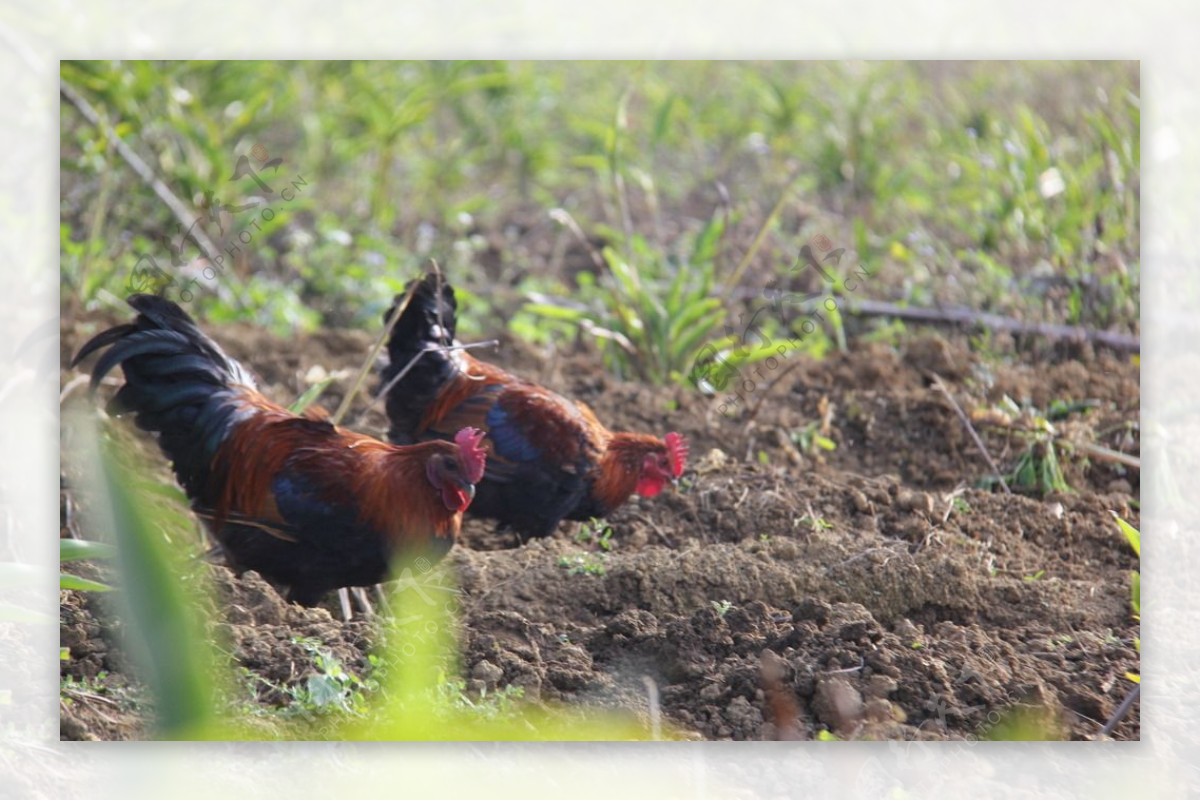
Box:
379, 272, 461, 444
70, 323, 137, 371
72, 295, 255, 500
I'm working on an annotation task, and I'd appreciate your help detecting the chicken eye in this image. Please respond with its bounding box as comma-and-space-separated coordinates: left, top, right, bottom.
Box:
445, 459, 459, 473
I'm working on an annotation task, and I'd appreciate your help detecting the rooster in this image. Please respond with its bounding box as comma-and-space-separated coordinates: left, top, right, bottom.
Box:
377, 272, 687, 540
72, 295, 487, 606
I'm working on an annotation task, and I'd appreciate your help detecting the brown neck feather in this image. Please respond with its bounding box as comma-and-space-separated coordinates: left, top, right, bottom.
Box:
590, 433, 660, 514
207, 391, 462, 556
352, 441, 463, 549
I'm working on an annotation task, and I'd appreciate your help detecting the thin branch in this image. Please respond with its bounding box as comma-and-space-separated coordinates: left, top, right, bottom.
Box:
848, 299, 1139, 352
929, 372, 1012, 494
823, 657, 866, 675
1074, 441, 1141, 470
1099, 683, 1140, 739
59, 79, 223, 267
731, 292, 1140, 353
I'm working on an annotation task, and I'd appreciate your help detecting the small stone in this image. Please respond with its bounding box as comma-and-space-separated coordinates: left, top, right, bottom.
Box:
895, 517, 928, 540
812, 677, 865, 737
1107, 479, 1133, 495
897, 490, 934, 516
893, 619, 921, 642
868, 675, 898, 697
470, 659, 504, 685
864, 697, 902, 724
773, 540, 799, 560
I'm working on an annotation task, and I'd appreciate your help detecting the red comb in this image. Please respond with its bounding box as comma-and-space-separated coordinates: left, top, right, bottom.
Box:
664, 432, 688, 478
454, 427, 487, 484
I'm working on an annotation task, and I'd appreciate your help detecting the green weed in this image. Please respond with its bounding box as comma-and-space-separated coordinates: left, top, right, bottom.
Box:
557, 553, 608, 577
574, 518, 615, 552
523, 213, 731, 385
62, 61, 1139, 370
792, 421, 838, 455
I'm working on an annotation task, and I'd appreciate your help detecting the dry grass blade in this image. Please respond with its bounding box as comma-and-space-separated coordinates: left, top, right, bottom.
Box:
929, 372, 1012, 495
549, 208, 606, 271
331, 280, 419, 426
721, 169, 803, 295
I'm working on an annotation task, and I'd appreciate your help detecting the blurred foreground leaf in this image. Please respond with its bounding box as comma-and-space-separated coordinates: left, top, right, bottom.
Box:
75, 410, 222, 738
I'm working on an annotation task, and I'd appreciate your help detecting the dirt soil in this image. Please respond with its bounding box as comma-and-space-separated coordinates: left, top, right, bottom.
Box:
58, 314, 1140, 741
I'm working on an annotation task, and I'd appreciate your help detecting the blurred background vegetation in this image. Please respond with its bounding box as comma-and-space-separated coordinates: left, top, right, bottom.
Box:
60, 60, 1139, 382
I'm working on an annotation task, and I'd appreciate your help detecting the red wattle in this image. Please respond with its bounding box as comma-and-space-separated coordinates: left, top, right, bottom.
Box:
635, 475, 666, 498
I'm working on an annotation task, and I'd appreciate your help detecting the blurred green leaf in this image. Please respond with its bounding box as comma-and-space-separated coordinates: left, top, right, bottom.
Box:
59, 573, 113, 592
985, 706, 1062, 741
1130, 570, 1140, 617
60, 539, 118, 563
83, 414, 220, 737
1112, 512, 1140, 557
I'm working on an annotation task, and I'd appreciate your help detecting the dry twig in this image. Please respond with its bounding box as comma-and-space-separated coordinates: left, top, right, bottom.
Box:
59, 80, 223, 268
728, 292, 1140, 353
1099, 683, 1140, 739
929, 372, 1011, 495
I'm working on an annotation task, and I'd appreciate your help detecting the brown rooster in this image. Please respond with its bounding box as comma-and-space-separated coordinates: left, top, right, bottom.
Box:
377, 272, 687, 540
73, 294, 487, 605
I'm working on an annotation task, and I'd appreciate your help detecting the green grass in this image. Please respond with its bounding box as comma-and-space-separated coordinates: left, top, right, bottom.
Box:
521, 215, 732, 385
275, 638, 378, 719
574, 517, 616, 552
792, 421, 837, 456
557, 553, 608, 577
974, 395, 1089, 496
59, 538, 116, 593
61, 60, 1139, 362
